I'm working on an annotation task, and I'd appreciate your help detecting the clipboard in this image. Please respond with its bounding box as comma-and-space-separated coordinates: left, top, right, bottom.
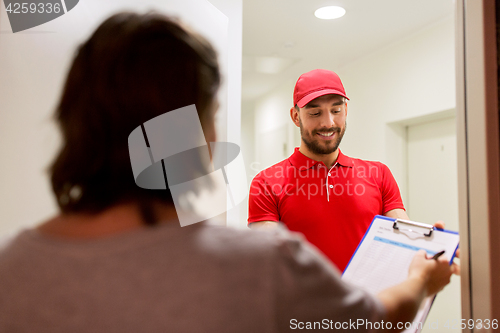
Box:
342, 215, 459, 333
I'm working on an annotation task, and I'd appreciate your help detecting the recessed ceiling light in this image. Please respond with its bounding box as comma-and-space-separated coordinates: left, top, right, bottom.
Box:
314, 6, 346, 20
254, 56, 295, 74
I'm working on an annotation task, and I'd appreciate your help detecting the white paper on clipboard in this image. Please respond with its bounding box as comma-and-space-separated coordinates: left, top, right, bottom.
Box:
342, 215, 459, 333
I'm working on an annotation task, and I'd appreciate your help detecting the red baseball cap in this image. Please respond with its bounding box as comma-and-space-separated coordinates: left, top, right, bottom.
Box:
293, 69, 349, 108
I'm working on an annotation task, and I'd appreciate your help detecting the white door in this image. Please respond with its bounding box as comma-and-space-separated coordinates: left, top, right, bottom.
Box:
407, 116, 460, 331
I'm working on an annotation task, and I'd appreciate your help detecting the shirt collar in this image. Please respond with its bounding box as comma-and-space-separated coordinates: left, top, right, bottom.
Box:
289, 147, 353, 170
336, 150, 354, 168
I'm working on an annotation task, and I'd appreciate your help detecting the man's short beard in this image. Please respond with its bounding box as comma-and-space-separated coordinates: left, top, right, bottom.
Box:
299, 118, 346, 155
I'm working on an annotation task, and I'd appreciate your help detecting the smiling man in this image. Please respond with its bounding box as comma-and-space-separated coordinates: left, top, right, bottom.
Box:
248, 69, 409, 271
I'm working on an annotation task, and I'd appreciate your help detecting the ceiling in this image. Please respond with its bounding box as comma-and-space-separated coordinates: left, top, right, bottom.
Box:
242, 0, 455, 103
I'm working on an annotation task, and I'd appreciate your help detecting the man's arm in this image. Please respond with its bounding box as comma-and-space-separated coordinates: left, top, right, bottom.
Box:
248, 173, 282, 229
249, 221, 279, 230
384, 208, 410, 220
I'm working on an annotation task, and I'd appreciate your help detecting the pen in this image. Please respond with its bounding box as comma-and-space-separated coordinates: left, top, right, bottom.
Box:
431, 250, 445, 260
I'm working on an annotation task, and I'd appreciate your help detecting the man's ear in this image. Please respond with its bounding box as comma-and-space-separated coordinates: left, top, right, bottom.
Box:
290, 107, 300, 127
345, 102, 348, 117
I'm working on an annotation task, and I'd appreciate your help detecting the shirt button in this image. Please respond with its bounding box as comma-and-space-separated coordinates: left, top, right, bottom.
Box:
328, 172, 331, 176
329, 185, 333, 188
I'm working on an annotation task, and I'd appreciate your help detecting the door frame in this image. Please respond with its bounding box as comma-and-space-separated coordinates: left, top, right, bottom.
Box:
456, 0, 500, 330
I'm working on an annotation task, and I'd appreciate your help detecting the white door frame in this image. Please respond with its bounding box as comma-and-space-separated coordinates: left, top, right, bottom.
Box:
456, 0, 500, 330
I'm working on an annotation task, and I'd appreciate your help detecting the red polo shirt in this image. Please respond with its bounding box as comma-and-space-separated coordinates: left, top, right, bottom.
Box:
248, 148, 405, 271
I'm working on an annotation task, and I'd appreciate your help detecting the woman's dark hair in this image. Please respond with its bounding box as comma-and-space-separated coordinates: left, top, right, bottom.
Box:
50, 12, 220, 222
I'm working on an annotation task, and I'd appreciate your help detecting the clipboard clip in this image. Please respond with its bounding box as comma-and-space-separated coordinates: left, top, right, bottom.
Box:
393, 219, 434, 237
